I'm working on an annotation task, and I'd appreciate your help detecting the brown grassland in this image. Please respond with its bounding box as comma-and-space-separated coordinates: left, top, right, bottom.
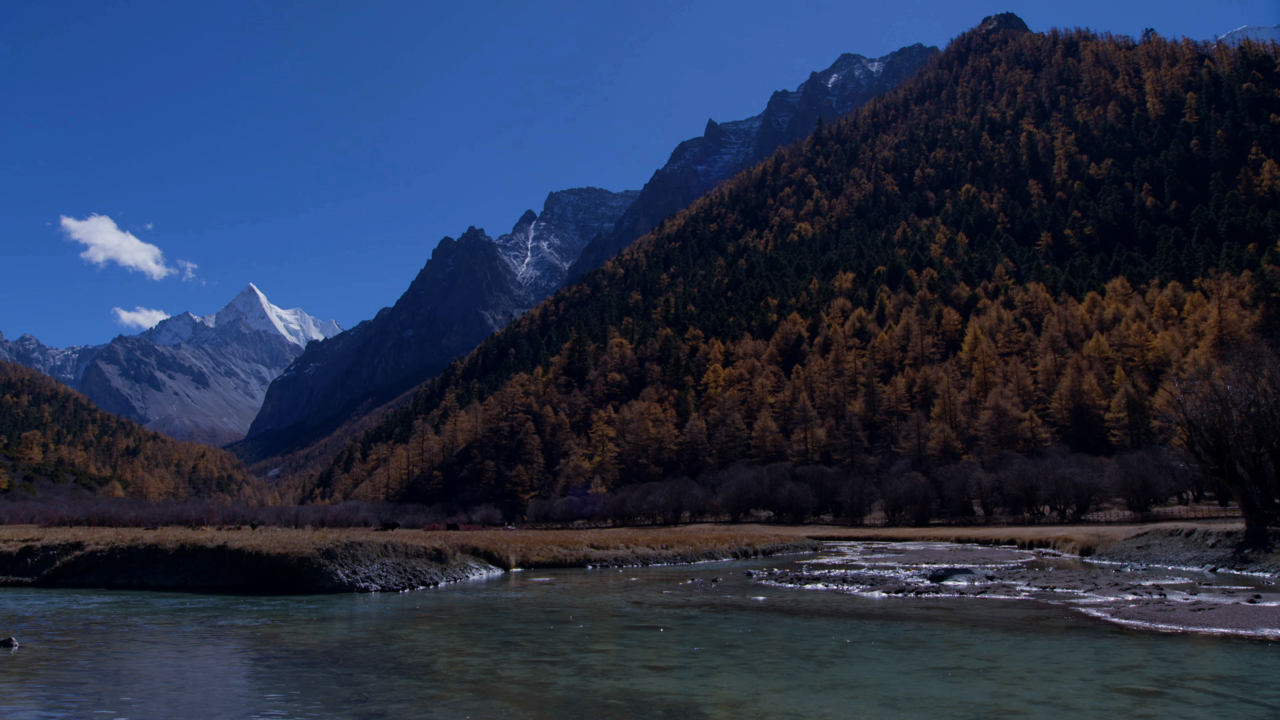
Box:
0, 521, 1235, 570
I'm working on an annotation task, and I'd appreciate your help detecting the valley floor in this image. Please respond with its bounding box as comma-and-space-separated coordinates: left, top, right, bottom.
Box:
0, 520, 1272, 593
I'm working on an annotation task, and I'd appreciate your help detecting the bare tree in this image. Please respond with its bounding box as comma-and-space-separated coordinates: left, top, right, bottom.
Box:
879, 472, 936, 526
1164, 347, 1280, 549
838, 471, 878, 525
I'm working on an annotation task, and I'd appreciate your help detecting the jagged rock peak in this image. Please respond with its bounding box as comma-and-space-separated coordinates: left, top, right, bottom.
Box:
218, 283, 343, 349
0, 332, 100, 388
493, 188, 639, 297
515, 209, 538, 230
977, 13, 1030, 35
458, 226, 490, 244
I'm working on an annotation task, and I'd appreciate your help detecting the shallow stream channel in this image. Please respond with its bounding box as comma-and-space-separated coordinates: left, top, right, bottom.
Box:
1, 540, 1278, 719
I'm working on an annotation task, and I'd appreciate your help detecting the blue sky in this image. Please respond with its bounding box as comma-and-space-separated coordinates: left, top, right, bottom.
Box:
2, 1, 1276, 347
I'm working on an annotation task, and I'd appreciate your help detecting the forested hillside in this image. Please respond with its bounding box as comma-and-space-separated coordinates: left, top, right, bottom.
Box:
0, 361, 250, 500
308, 20, 1280, 515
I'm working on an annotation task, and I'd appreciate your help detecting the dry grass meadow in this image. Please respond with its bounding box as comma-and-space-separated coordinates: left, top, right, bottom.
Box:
0, 521, 1239, 570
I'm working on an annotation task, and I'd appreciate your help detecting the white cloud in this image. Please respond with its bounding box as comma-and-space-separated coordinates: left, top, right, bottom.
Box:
112, 306, 170, 330
61, 214, 174, 280
177, 259, 198, 282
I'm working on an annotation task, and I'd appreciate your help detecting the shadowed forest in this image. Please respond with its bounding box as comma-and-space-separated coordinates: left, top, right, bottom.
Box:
300, 27, 1280, 528
3, 23, 1279, 533
0, 362, 249, 501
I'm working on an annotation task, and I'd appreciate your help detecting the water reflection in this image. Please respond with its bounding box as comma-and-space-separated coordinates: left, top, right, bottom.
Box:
0, 549, 1277, 719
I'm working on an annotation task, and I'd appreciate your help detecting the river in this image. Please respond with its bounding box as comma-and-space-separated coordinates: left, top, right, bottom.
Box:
1, 544, 1277, 719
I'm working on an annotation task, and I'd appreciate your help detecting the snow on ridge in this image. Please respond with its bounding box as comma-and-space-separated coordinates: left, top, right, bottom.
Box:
495, 214, 544, 286
1218, 25, 1280, 45
143, 312, 204, 346
218, 284, 341, 348
144, 284, 342, 349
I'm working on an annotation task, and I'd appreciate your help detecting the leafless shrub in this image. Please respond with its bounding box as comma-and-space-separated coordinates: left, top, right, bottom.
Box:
468, 505, 505, 526
998, 456, 1043, 518
0, 497, 451, 529
931, 462, 979, 520
771, 481, 816, 523
714, 465, 771, 521
837, 471, 878, 525
1041, 452, 1109, 521
1110, 448, 1182, 514
879, 472, 936, 526
1163, 346, 1280, 546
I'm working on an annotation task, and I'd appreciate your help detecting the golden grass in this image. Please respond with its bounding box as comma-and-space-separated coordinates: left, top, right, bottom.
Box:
1, 521, 1243, 568
724, 521, 1246, 557
0, 524, 820, 570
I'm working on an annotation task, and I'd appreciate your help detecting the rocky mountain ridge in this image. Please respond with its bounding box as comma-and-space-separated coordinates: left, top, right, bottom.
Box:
241, 188, 639, 459
0, 332, 100, 387
566, 42, 939, 279
0, 285, 340, 446
239, 43, 938, 464
493, 188, 640, 300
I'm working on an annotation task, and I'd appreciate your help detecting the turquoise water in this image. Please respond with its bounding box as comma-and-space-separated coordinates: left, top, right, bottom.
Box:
0, 551, 1277, 719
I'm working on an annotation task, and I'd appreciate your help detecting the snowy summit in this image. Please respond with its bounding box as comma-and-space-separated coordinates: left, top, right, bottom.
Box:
143, 284, 342, 350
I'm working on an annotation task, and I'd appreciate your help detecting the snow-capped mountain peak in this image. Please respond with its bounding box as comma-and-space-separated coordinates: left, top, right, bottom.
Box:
140, 284, 342, 349
214, 283, 342, 349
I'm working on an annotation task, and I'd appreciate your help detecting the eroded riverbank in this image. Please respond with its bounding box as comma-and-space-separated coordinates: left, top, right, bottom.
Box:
0, 521, 1273, 595
0, 525, 819, 593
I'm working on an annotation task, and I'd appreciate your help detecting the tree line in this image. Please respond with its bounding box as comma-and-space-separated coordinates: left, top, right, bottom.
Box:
316, 268, 1261, 511
301, 27, 1278, 527
0, 361, 250, 500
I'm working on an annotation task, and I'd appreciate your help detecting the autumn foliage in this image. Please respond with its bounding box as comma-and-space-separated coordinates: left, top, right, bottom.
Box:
307, 26, 1278, 515
0, 361, 249, 500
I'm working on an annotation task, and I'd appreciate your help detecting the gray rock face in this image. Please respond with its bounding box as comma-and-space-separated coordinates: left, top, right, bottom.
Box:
493, 188, 640, 300
243, 188, 639, 460
1, 285, 340, 447
567, 42, 939, 279
242, 228, 529, 458
80, 329, 299, 447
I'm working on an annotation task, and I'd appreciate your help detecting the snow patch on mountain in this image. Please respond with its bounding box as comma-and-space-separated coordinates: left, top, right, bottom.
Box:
1219, 25, 1280, 45
493, 189, 639, 299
